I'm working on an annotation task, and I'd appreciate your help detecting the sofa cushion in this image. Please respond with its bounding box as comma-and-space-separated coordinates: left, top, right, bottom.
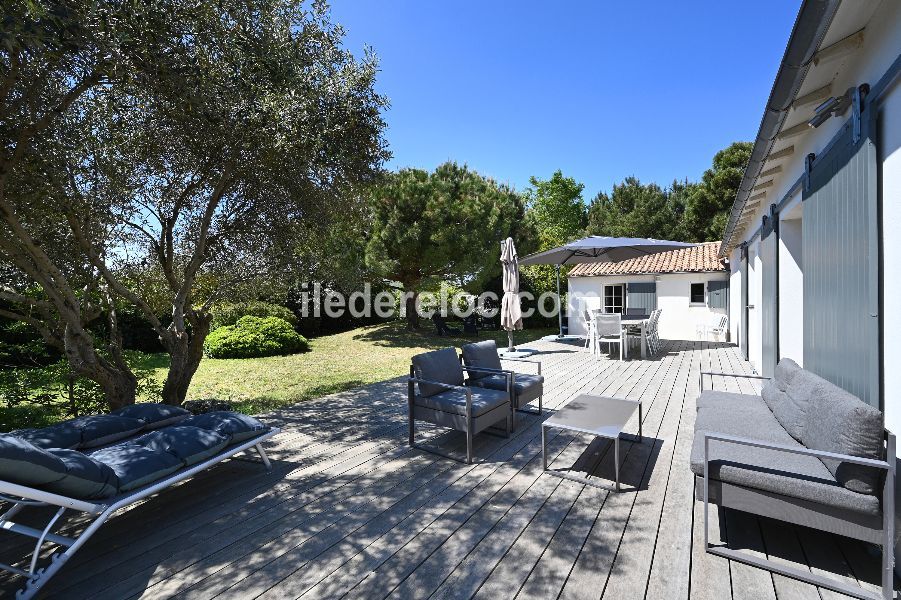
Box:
473, 373, 543, 405
690, 404, 880, 516
695, 390, 765, 412
44, 449, 119, 499
0, 434, 68, 487
762, 380, 806, 442
414, 386, 509, 417
12, 422, 82, 450
111, 403, 190, 430
774, 357, 802, 392
411, 348, 465, 397
69, 415, 146, 449
134, 426, 229, 466
180, 411, 269, 443
89, 443, 183, 492
461, 341, 503, 380
800, 375, 884, 495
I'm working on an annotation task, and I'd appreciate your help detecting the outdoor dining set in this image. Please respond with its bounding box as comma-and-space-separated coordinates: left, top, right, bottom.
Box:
584, 308, 662, 360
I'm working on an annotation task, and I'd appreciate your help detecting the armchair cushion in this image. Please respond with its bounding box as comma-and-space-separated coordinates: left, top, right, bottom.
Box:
460, 341, 503, 380
412, 348, 465, 396
414, 386, 508, 417
473, 373, 543, 404
800, 376, 884, 495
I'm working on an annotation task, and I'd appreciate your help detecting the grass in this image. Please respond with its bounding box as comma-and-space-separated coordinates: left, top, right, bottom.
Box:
145, 321, 555, 415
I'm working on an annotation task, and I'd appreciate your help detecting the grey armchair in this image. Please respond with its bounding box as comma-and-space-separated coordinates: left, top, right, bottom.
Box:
460, 340, 543, 430
409, 347, 512, 464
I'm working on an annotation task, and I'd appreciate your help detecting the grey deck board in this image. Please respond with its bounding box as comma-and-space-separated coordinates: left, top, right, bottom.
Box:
0, 338, 880, 600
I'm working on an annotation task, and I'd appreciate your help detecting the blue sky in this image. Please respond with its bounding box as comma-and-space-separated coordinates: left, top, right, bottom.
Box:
328, 1, 800, 201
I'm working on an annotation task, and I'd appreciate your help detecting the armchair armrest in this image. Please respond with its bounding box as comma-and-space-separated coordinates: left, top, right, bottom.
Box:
500, 357, 542, 375
699, 371, 769, 391
702, 432, 893, 470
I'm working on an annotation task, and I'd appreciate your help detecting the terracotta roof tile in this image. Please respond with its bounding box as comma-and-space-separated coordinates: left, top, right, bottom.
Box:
569, 242, 726, 277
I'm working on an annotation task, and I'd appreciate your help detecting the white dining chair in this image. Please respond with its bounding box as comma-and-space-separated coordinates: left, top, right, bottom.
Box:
594, 313, 624, 360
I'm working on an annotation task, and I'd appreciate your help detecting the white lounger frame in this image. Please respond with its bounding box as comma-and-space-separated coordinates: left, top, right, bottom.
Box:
0, 427, 279, 599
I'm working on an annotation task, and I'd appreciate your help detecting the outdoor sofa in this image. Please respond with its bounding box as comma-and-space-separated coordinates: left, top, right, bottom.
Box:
691, 358, 893, 600
408, 347, 511, 464
0, 404, 278, 599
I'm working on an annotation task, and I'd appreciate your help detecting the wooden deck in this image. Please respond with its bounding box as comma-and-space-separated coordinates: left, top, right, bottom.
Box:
0, 338, 888, 599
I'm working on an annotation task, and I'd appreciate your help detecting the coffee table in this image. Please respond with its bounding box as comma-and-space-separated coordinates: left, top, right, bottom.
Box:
542, 394, 642, 491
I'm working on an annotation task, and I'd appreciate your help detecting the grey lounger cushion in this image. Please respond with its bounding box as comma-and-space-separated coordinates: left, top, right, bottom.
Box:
800, 375, 884, 495
12, 422, 82, 450
89, 443, 183, 492
181, 411, 269, 443
111, 403, 191, 430
44, 449, 119, 499
134, 426, 229, 466
690, 402, 880, 517
460, 341, 503, 380
0, 434, 71, 487
69, 415, 146, 449
411, 348, 465, 396
414, 386, 509, 417
474, 373, 543, 404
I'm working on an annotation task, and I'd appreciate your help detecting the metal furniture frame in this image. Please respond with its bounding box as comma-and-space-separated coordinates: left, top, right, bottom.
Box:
408, 366, 512, 464
698, 371, 895, 600
0, 428, 279, 600
542, 395, 642, 491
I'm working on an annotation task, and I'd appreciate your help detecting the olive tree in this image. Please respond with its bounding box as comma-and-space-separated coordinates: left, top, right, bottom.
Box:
0, 0, 388, 408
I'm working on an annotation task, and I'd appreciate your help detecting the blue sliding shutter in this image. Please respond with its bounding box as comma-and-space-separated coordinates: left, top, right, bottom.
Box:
802, 98, 880, 408
707, 280, 729, 310
760, 216, 778, 378
626, 282, 657, 315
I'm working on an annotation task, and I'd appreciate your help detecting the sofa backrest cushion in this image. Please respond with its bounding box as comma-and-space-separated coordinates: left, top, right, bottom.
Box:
134, 426, 229, 466
12, 423, 82, 450
799, 372, 884, 495
461, 341, 503, 380
180, 412, 269, 444
111, 403, 190, 430
44, 449, 119, 499
89, 443, 183, 492
774, 358, 802, 392
411, 348, 465, 397
69, 415, 146, 449
762, 379, 807, 442
0, 434, 68, 487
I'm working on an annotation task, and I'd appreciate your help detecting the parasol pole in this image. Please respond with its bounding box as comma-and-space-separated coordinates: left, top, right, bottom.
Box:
556, 264, 563, 338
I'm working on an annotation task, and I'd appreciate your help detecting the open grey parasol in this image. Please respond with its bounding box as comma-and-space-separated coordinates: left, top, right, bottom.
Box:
519, 236, 696, 338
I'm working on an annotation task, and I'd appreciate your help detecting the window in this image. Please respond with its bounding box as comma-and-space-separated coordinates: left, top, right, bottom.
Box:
690, 282, 706, 305
604, 284, 624, 314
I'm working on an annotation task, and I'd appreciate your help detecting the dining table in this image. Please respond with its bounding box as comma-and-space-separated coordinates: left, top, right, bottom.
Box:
587, 310, 649, 359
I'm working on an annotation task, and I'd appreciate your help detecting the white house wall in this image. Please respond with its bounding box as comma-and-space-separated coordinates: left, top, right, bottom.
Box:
568, 272, 728, 341
733, 1, 900, 379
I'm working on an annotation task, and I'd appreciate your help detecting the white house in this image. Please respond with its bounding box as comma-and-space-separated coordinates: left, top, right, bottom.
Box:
718, 0, 900, 567
567, 242, 729, 341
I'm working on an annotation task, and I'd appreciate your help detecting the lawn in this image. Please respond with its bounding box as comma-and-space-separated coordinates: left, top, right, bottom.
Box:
147, 321, 555, 415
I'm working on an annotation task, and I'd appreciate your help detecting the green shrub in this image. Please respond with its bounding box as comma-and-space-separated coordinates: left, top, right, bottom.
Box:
204, 316, 309, 359
211, 301, 297, 331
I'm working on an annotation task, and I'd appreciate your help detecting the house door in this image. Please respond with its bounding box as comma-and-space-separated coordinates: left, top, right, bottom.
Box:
760, 213, 779, 377
802, 92, 880, 408
741, 246, 749, 360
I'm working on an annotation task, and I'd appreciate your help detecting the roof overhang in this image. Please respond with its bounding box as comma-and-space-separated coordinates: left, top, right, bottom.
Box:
719, 0, 882, 258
